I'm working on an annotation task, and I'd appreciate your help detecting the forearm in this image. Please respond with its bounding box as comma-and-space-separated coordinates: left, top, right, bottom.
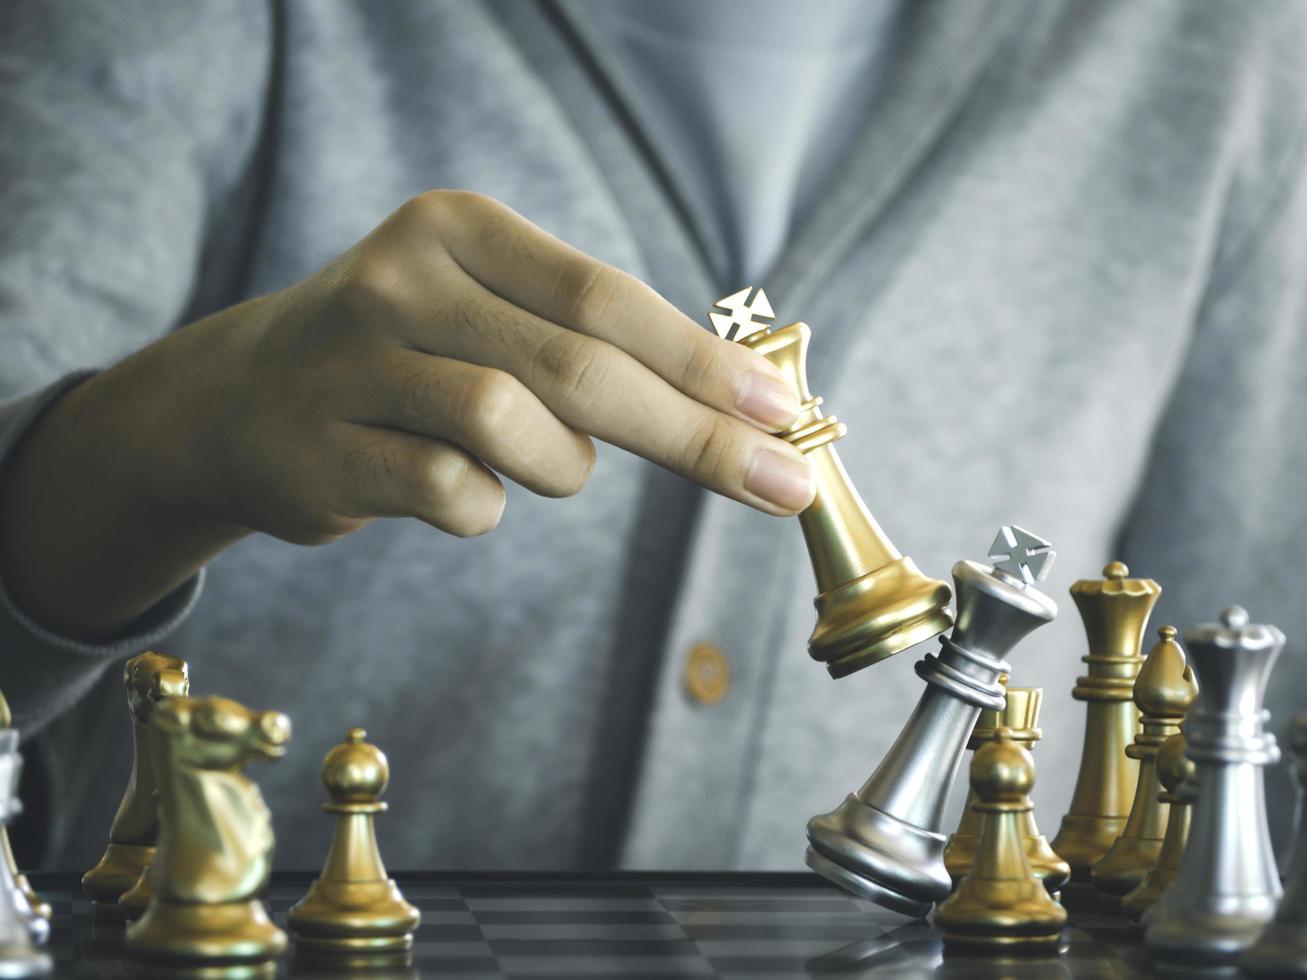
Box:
0, 326, 249, 642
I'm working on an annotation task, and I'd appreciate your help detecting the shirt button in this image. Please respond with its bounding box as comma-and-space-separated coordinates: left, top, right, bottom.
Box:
683, 642, 731, 705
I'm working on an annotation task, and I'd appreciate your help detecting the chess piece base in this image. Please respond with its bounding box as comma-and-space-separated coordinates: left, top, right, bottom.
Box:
1145, 901, 1278, 966
127, 897, 286, 971
1241, 920, 1307, 977
811, 559, 953, 678
805, 795, 950, 919
81, 842, 153, 906
118, 868, 152, 921
289, 878, 419, 951
0, 944, 51, 978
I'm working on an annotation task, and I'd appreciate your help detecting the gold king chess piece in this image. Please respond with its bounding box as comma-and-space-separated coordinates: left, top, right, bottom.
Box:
1050, 562, 1159, 902
1121, 731, 1195, 923
934, 729, 1068, 952
82, 652, 189, 917
708, 288, 952, 676
125, 696, 291, 978
289, 729, 420, 963
943, 681, 1069, 895
0, 691, 49, 937
1092, 626, 1197, 901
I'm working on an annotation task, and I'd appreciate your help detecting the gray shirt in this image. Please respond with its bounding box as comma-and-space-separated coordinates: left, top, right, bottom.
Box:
1, 0, 1305, 872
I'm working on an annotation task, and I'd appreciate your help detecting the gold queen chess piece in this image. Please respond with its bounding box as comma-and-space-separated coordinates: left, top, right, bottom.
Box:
708, 288, 953, 676
289, 729, 420, 963
1050, 562, 1159, 901
943, 682, 1069, 895
125, 696, 291, 978
82, 652, 189, 916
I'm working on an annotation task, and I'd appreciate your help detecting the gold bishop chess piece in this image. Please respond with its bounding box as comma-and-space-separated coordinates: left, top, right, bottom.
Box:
82, 651, 189, 918
1091, 626, 1197, 902
125, 696, 291, 978
934, 729, 1068, 953
1050, 562, 1159, 906
943, 681, 1070, 895
0, 691, 49, 938
1121, 731, 1194, 923
709, 288, 953, 676
288, 728, 420, 963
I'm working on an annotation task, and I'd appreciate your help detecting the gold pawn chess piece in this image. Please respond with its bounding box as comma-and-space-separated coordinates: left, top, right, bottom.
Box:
1122, 731, 1195, 923
934, 728, 1067, 952
709, 288, 953, 677
1092, 626, 1197, 900
943, 682, 1070, 894
82, 651, 189, 917
1050, 561, 1159, 903
288, 728, 420, 962
0, 692, 49, 928
125, 696, 291, 978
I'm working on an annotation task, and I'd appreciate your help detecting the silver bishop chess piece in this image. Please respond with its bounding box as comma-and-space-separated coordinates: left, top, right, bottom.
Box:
1241, 711, 1307, 977
1144, 607, 1285, 967
0, 730, 51, 976
805, 526, 1058, 918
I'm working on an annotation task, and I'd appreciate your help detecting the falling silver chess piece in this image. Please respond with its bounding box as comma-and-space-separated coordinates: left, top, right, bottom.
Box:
805, 526, 1057, 918
0, 730, 51, 976
1241, 711, 1307, 976
1144, 606, 1284, 967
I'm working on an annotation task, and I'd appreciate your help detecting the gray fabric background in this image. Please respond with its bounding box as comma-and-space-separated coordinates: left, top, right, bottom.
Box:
0, 0, 1305, 872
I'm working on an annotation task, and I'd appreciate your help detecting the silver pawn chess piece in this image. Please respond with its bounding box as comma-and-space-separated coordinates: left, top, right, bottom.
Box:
1241, 711, 1307, 976
0, 730, 51, 976
1144, 606, 1284, 966
805, 526, 1057, 918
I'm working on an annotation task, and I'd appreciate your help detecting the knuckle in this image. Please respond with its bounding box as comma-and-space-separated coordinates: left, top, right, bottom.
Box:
679, 338, 720, 394
532, 332, 612, 401
557, 261, 623, 329
458, 369, 522, 441
418, 449, 476, 509
681, 416, 737, 481
341, 252, 405, 316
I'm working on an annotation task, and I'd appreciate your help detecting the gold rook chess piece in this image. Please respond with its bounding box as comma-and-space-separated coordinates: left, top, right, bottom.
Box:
125, 696, 291, 977
1092, 626, 1197, 900
943, 683, 1069, 894
82, 651, 189, 917
1121, 731, 1195, 923
289, 729, 420, 962
1050, 562, 1159, 903
709, 288, 952, 676
0, 692, 49, 932
934, 729, 1067, 952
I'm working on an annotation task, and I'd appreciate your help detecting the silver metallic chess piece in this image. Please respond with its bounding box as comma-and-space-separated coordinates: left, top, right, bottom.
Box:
805, 526, 1057, 918
1144, 607, 1284, 967
1241, 712, 1307, 977
0, 731, 51, 976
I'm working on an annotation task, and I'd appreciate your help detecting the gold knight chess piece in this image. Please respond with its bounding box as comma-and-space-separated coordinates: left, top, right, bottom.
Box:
1092, 626, 1197, 901
1122, 731, 1195, 923
709, 288, 952, 677
1050, 562, 1159, 903
288, 728, 420, 963
82, 651, 189, 917
0, 691, 49, 933
934, 728, 1067, 952
943, 682, 1069, 895
125, 696, 291, 978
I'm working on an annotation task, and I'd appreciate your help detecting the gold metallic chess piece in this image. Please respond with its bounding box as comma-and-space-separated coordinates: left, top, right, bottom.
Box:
125, 696, 291, 977
934, 729, 1067, 952
1050, 562, 1159, 899
0, 692, 48, 929
288, 728, 419, 963
710, 288, 952, 676
1122, 731, 1194, 923
82, 651, 189, 916
943, 683, 1069, 894
1092, 626, 1197, 900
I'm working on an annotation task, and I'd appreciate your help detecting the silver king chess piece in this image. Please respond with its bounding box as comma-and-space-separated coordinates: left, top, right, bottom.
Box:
805, 526, 1057, 917
1241, 711, 1307, 977
1144, 607, 1285, 967
0, 730, 51, 976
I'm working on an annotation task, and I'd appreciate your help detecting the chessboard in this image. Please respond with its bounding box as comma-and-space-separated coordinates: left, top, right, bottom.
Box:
29, 870, 1161, 978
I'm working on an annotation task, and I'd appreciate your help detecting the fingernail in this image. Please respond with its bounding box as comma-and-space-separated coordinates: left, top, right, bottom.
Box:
745, 449, 815, 513
736, 372, 801, 429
